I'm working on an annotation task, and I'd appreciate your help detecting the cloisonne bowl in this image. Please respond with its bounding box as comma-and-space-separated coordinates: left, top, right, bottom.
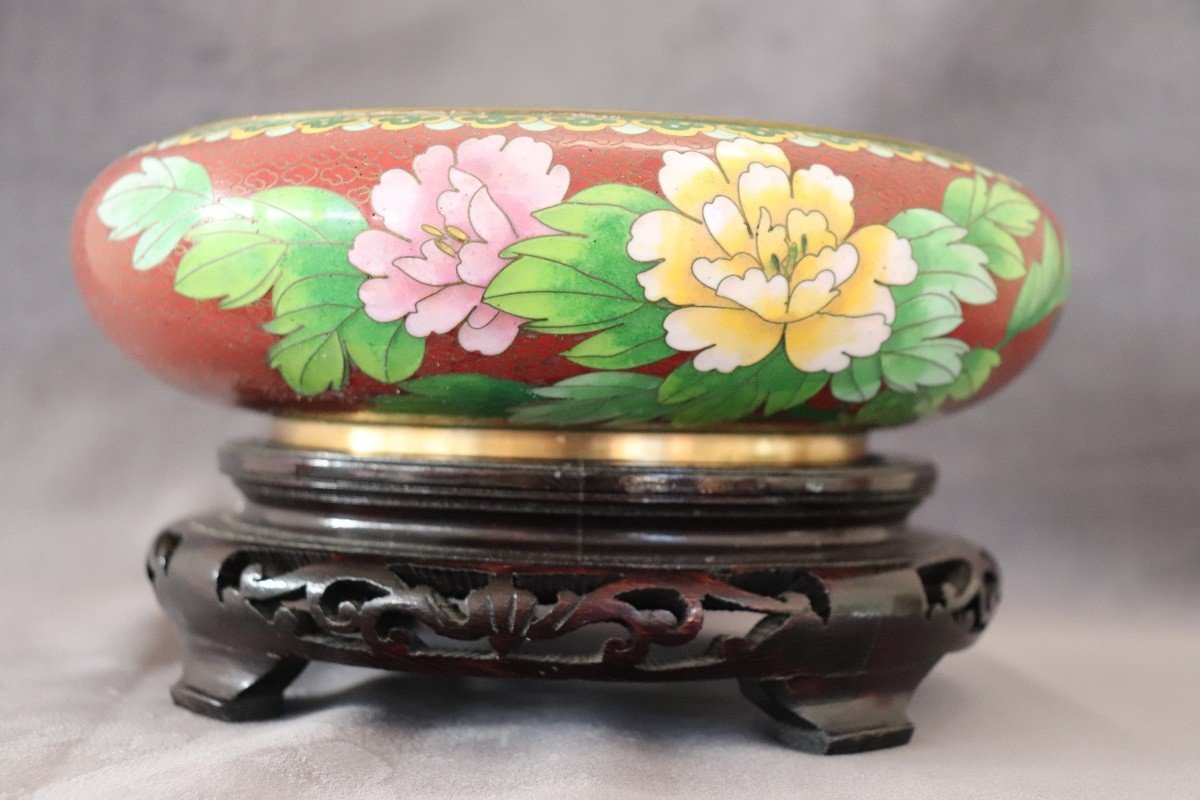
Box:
73, 109, 1067, 464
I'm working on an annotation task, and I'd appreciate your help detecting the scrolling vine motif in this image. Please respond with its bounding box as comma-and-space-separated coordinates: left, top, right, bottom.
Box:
213, 552, 831, 666
146, 535, 1000, 671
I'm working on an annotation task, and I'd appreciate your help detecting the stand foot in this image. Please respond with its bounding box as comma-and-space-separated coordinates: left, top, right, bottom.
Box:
741, 679, 916, 754
171, 639, 307, 722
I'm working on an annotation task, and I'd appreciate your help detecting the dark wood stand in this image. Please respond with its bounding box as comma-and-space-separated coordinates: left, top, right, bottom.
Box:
146, 440, 998, 754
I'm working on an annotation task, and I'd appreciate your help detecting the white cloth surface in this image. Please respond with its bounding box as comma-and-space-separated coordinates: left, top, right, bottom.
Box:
2, 593, 1197, 799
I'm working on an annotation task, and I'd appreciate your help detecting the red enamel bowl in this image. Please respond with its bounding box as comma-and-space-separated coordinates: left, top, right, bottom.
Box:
73, 109, 1067, 441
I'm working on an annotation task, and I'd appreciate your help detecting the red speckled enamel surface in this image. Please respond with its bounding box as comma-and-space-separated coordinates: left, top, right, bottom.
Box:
72, 111, 1062, 427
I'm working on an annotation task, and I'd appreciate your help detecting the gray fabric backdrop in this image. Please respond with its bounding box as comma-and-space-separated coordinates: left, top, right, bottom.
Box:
2, 2, 1197, 797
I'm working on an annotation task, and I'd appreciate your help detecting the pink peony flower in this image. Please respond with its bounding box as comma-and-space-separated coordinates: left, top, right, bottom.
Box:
349, 135, 570, 355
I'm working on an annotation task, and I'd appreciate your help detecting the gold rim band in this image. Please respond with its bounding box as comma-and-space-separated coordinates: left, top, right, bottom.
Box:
272, 418, 866, 467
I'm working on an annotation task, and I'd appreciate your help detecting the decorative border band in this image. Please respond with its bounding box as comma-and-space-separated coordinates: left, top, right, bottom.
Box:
148, 109, 985, 173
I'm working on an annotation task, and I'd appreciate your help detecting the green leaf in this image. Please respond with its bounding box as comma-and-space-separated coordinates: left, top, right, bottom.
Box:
659, 359, 758, 424
511, 373, 666, 426
1004, 223, 1069, 344
220, 187, 368, 246
261, 264, 362, 395
962, 218, 1027, 280
761, 362, 829, 416
885, 293, 963, 351
483, 255, 644, 332
888, 209, 996, 306
566, 182, 673, 215
264, 315, 350, 395
560, 304, 673, 369
875, 208, 995, 396
941, 174, 989, 227
855, 390, 937, 426
830, 356, 882, 403
174, 187, 369, 313
174, 220, 285, 309
670, 393, 758, 426
659, 348, 828, 425
982, 182, 1040, 236
854, 347, 1001, 426
341, 312, 424, 384
941, 176, 1041, 280
659, 360, 729, 405
943, 175, 1039, 236
375, 374, 538, 417
942, 348, 1001, 402
96, 156, 215, 270
271, 266, 363, 317
880, 337, 969, 392
211, 185, 378, 395
487, 184, 670, 335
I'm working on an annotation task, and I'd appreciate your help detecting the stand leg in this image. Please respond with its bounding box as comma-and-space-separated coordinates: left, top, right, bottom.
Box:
170, 638, 307, 722
740, 679, 916, 755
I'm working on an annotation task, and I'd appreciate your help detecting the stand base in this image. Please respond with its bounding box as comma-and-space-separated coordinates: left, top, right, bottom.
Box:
147, 441, 998, 754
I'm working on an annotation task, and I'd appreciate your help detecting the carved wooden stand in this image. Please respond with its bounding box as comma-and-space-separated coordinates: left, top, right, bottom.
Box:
147, 440, 999, 754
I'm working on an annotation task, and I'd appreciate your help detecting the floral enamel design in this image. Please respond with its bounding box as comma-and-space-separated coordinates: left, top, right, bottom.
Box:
349, 136, 569, 355
95, 129, 1067, 426
630, 140, 918, 373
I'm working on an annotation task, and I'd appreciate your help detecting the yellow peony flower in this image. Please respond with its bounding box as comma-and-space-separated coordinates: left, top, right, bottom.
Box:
630, 139, 918, 373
